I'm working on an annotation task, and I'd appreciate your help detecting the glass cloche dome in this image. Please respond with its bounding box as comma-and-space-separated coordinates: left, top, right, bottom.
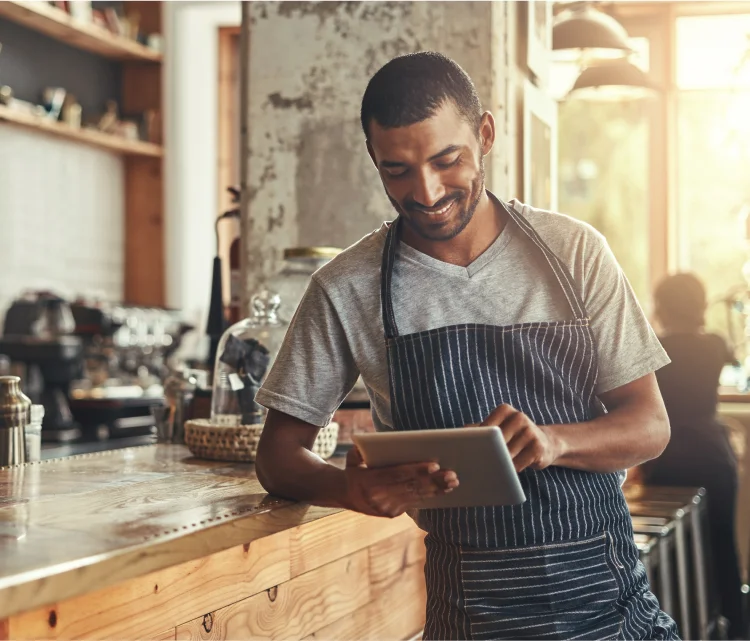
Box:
210, 290, 287, 427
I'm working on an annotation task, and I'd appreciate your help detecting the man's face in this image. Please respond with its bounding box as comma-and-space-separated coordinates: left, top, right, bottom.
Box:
367, 101, 492, 242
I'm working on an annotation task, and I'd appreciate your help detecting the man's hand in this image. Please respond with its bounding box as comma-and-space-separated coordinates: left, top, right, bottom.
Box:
476, 404, 560, 473
342, 445, 459, 518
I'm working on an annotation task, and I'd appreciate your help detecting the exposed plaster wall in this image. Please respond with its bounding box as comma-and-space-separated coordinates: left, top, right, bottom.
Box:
241, 1, 515, 301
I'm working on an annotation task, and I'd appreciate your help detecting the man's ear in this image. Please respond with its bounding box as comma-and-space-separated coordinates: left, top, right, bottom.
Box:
366, 140, 378, 168
478, 111, 496, 157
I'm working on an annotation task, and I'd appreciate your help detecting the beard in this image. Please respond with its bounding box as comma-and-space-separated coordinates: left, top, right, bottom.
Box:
388, 159, 485, 242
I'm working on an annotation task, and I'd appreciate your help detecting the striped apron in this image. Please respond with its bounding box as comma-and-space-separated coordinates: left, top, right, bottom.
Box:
381, 201, 679, 640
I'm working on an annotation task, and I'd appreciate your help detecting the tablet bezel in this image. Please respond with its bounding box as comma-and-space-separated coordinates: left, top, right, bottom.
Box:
352, 426, 526, 509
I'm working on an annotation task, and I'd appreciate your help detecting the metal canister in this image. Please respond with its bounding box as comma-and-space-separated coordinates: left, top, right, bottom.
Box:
0, 375, 30, 466
164, 368, 203, 444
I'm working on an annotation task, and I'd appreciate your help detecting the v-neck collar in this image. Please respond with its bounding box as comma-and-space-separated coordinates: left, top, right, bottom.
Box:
396, 222, 512, 279
393, 192, 516, 279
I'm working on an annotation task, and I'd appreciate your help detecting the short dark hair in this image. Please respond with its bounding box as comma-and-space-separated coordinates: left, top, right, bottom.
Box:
360, 51, 482, 138
654, 272, 707, 329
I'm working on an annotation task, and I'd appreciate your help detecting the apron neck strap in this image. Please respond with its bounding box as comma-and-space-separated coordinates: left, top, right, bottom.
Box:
380, 199, 588, 340
498, 199, 588, 321
381, 218, 401, 340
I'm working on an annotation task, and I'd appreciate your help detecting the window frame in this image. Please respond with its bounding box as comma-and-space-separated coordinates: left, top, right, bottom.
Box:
609, 2, 750, 294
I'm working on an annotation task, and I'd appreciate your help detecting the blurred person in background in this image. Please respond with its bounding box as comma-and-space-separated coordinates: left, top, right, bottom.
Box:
644, 272, 746, 638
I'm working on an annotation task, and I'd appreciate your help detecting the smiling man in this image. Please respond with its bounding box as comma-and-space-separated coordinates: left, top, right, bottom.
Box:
255, 52, 679, 640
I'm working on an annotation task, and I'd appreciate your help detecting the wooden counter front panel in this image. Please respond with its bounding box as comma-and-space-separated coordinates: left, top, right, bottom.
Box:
3, 512, 426, 641
175, 551, 372, 640
5, 530, 291, 640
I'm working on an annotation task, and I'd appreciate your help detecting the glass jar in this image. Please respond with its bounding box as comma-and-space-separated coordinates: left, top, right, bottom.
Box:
210, 290, 288, 426
266, 247, 341, 323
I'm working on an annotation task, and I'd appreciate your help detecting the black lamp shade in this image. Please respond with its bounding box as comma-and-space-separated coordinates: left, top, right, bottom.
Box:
568, 58, 658, 100
553, 5, 632, 60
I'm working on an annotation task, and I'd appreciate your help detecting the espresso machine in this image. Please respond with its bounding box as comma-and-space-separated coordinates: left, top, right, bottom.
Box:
0, 291, 84, 441
66, 300, 191, 443
0, 292, 192, 445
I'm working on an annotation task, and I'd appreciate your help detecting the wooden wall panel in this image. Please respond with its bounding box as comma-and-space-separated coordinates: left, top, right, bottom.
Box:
121, 0, 164, 305
125, 156, 165, 305
122, 64, 162, 117
217, 26, 240, 214
217, 27, 240, 305
123, 1, 162, 36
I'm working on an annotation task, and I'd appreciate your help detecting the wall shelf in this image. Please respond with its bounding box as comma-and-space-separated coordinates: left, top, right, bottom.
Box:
0, 1, 162, 62
0, 0, 166, 305
0, 104, 163, 157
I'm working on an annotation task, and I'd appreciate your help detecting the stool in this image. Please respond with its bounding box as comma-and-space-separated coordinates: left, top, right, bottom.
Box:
629, 503, 692, 639
630, 515, 677, 619
634, 532, 660, 589
626, 485, 713, 640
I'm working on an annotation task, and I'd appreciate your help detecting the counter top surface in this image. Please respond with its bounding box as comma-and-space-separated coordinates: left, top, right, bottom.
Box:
0, 444, 346, 620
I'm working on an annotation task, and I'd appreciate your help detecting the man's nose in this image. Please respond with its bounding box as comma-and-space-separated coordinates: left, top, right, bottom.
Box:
411, 170, 445, 208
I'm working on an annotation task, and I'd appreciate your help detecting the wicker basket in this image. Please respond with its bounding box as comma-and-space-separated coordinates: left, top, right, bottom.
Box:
184, 419, 339, 462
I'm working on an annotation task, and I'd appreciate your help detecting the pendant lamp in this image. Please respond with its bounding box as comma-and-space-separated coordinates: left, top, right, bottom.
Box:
553, 4, 632, 61
566, 57, 657, 100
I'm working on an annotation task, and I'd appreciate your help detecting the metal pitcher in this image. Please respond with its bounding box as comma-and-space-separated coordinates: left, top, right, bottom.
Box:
0, 375, 30, 466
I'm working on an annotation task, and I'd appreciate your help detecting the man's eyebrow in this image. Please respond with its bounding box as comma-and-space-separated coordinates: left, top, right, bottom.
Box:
380, 159, 407, 169
380, 144, 463, 169
427, 145, 462, 161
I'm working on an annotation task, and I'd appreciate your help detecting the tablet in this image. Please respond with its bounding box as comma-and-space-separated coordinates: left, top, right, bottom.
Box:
352, 427, 526, 509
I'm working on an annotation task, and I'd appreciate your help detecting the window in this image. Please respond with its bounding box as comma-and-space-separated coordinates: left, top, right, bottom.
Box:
675, 15, 750, 341
555, 39, 652, 305
555, 12, 750, 345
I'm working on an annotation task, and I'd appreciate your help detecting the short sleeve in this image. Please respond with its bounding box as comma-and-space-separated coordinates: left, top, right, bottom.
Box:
584, 238, 670, 395
255, 277, 360, 426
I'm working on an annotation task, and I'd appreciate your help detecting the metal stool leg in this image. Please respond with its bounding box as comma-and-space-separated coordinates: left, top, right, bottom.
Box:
643, 553, 655, 588
690, 500, 710, 639
635, 534, 659, 593
675, 516, 692, 640
659, 535, 675, 617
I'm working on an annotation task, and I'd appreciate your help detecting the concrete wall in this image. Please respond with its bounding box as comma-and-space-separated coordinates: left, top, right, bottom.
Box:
240, 1, 515, 301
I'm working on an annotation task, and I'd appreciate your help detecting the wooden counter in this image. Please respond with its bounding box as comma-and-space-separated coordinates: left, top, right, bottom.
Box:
719, 387, 750, 404
0, 445, 426, 640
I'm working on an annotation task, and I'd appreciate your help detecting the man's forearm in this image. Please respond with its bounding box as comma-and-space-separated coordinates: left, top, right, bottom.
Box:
544, 404, 669, 473
256, 445, 350, 508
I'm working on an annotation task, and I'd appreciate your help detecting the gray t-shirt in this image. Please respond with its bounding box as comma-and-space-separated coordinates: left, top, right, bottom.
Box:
256, 199, 669, 430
